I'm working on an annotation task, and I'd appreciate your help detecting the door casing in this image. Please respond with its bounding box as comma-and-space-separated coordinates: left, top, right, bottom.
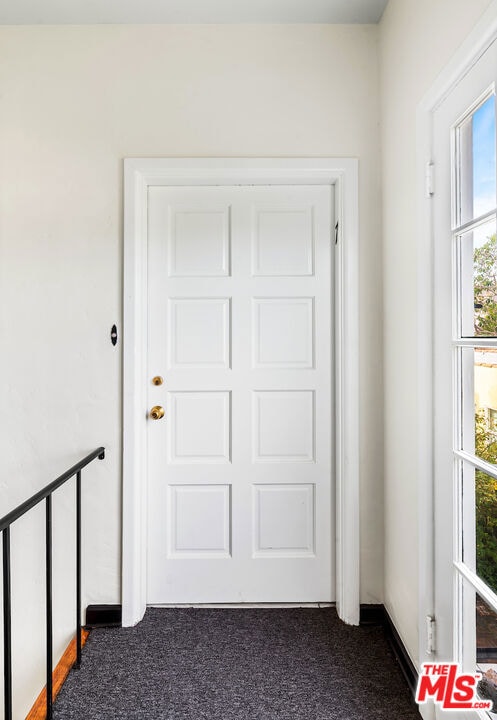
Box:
122, 158, 360, 627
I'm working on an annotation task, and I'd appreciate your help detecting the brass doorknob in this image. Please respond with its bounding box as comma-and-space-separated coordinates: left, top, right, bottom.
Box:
150, 405, 165, 420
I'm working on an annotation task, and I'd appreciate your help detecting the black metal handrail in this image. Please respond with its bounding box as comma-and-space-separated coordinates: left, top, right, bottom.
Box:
0, 446, 105, 720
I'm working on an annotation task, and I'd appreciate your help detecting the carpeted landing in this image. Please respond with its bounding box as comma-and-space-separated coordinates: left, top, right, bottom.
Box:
53, 608, 421, 719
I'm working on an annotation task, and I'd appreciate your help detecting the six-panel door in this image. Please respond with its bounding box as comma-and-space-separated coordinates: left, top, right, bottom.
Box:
147, 185, 334, 603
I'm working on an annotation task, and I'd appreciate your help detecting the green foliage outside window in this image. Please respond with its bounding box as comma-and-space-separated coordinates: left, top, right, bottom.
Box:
476, 411, 497, 592
474, 234, 497, 337
474, 234, 497, 591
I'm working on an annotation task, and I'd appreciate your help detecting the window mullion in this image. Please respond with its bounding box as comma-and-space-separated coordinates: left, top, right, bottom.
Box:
454, 561, 497, 617
454, 449, 497, 479
452, 207, 497, 236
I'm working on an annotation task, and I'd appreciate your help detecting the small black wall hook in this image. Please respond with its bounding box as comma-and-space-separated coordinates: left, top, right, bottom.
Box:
110, 324, 118, 346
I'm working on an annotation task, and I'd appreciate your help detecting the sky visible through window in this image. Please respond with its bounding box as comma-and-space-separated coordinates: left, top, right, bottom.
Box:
473, 95, 496, 249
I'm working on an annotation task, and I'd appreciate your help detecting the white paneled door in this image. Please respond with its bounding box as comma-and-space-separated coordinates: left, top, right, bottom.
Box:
146, 185, 334, 603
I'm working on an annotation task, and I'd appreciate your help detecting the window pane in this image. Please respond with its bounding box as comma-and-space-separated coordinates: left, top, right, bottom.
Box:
464, 463, 497, 594
476, 351, 497, 461
460, 219, 497, 337
477, 470, 497, 594
457, 577, 497, 714
459, 94, 497, 226
476, 592, 497, 716
462, 348, 497, 461
477, 594, 497, 663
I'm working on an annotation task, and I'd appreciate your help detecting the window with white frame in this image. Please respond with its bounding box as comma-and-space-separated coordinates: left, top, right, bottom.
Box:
452, 86, 497, 710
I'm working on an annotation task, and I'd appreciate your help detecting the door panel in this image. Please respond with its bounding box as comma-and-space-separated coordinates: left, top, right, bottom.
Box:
146, 185, 334, 603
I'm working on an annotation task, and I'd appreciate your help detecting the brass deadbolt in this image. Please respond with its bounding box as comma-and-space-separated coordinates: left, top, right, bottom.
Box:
152, 376, 164, 386
150, 405, 165, 420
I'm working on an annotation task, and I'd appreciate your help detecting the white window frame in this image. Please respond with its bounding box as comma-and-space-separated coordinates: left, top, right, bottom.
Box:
418, 4, 497, 718
122, 158, 360, 628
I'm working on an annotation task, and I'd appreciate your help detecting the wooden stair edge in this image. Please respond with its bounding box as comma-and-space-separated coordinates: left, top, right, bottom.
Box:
26, 629, 90, 720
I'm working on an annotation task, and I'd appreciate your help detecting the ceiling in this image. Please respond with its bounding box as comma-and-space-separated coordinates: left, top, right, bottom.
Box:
0, 0, 389, 25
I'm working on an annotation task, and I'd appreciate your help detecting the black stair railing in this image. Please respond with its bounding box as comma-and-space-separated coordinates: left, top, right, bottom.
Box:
0, 446, 105, 720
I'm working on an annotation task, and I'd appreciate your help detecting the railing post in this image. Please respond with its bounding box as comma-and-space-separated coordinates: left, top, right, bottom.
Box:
0, 447, 104, 718
76, 470, 82, 668
46, 496, 53, 720
3, 527, 12, 720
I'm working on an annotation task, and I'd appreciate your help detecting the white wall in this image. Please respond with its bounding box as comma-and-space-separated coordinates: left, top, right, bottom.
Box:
0, 24, 383, 717
379, 0, 493, 667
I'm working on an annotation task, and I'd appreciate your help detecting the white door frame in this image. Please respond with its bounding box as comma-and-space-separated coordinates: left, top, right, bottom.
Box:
122, 158, 360, 628
417, 4, 497, 715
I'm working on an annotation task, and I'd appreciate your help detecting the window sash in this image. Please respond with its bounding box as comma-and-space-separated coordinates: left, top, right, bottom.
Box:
452, 122, 497, 614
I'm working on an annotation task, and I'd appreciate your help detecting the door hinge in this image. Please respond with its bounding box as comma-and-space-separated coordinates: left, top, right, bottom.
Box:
334, 221, 339, 245
426, 615, 436, 654
426, 162, 435, 198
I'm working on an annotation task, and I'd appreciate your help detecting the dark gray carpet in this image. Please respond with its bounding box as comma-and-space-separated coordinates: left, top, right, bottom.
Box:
53, 608, 421, 719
